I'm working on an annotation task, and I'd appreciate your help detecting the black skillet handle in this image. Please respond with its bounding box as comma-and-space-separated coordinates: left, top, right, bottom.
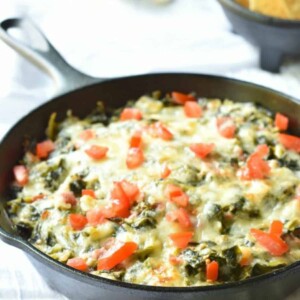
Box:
0, 18, 101, 248
0, 18, 100, 96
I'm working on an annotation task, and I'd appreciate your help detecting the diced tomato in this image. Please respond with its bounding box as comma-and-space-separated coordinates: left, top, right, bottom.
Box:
149, 122, 173, 141
67, 257, 88, 272
189, 143, 215, 159
111, 182, 129, 204
41, 210, 50, 220
126, 147, 144, 169
87, 200, 130, 224
269, 220, 284, 237
111, 180, 139, 211
31, 193, 45, 202
239, 152, 270, 180
110, 199, 131, 218
216, 117, 236, 139
173, 208, 192, 228
79, 129, 95, 141
130, 131, 142, 148
184, 101, 202, 118
82, 189, 96, 198
165, 184, 189, 207
158, 125, 173, 141
239, 145, 271, 180
275, 113, 288, 131
110, 181, 132, 217
85, 145, 108, 160
120, 108, 142, 121
250, 228, 289, 256
206, 261, 219, 282
13, 165, 29, 186
68, 213, 88, 230
118, 180, 139, 203
171, 92, 196, 105
239, 247, 252, 266
166, 208, 192, 228
169, 232, 193, 249
248, 153, 270, 179
97, 240, 138, 270
36, 140, 55, 159
279, 134, 300, 153
91, 186, 134, 221
169, 255, 183, 265
106, 205, 129, 222
255, 144, 269, 158
161, 164, 171, 179
87, 208, 107, 226
61, 192, 77, 206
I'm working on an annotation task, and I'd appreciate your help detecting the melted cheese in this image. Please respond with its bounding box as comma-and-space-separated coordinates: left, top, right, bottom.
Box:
7, 95, 300, 287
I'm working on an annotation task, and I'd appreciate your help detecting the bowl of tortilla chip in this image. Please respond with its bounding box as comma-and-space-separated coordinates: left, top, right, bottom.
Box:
218, 0, 300, 72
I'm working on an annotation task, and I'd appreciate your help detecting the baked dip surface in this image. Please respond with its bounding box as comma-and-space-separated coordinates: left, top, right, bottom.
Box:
7, 92, 300, 286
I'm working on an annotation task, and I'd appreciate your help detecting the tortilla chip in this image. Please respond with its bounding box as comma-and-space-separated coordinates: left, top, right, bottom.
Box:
236, 0, 249, 8
249, 0, 292, 19
283, 0, 300, 19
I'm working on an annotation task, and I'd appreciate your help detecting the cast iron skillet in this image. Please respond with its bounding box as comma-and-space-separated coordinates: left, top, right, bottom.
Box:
218, 0, 300, 73
0, 18, 300, 300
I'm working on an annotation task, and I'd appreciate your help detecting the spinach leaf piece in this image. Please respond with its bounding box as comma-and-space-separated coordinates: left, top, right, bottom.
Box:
43, 159, 68, 192
69, 175, 87, 197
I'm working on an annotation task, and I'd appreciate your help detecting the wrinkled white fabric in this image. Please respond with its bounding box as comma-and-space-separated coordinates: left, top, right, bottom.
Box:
0, 0, 299, 299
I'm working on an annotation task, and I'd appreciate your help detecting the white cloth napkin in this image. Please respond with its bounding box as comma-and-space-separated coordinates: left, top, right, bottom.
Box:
0, 0, 299, 299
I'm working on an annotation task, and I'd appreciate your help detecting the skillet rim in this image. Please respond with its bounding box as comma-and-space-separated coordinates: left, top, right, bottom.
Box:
1, 72, 300, 294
